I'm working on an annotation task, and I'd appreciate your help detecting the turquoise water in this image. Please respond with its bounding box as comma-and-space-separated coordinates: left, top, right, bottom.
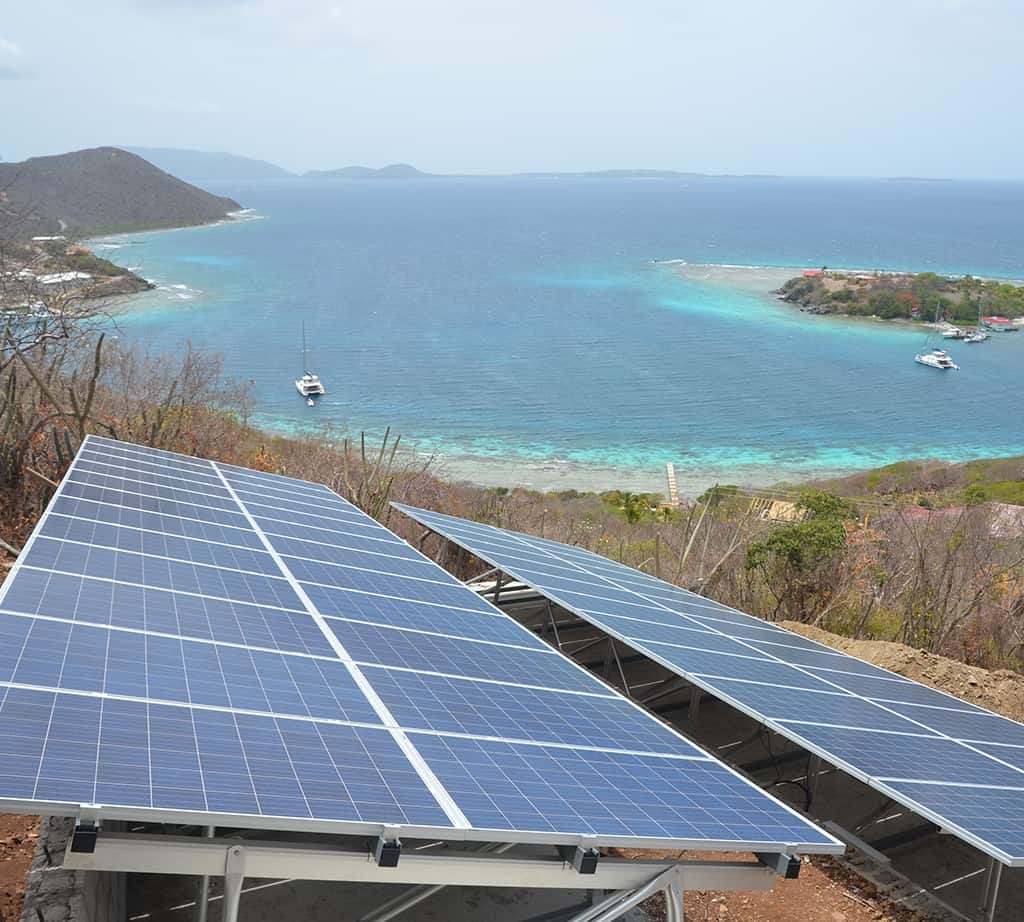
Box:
97, 177, 1024, 491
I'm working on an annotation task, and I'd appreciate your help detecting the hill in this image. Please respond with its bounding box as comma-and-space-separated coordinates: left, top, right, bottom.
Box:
0, 147, 241, 239
304, 163, 429, 179
123, 146, 293, 182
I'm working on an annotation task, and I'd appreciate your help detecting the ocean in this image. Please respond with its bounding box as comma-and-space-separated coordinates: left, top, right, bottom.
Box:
96, 176, 1024, 494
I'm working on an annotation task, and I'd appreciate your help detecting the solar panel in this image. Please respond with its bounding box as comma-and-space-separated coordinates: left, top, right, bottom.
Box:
0, 437, 840, 855
393, 503, 1024, 867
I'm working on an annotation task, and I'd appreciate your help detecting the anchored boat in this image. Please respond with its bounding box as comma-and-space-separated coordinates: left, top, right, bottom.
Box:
914, 348, 959, 370
295, 322, 325, 405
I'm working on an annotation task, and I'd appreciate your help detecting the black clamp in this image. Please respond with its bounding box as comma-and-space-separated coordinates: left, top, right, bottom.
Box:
559, 844, 599, 874
70, 823, 99, 854
373, 834, 402, 867
755, 851, 801, 879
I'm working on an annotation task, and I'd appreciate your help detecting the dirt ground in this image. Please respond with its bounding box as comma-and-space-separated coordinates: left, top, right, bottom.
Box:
635, 854, 940, 922
0, 815, 38, 922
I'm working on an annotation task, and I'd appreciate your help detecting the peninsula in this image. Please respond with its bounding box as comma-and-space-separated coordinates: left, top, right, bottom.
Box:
0, 147, 244, 308
777, 269, 1024, 326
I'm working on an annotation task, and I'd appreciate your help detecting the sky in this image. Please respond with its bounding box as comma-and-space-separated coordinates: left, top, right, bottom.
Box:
1, 0, 1022, 178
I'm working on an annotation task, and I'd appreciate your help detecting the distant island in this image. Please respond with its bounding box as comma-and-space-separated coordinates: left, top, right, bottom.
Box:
123, 146, 293, 183
303, 162, 782, 181
0, 147, 245, 309
778, 269, 1024, 326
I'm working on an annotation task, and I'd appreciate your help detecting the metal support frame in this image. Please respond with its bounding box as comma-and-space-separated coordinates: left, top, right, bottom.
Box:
688, 687, 703, 725
639, 676, 688, 706
564, 863, 692, 922
975, 857, 1002, 922
64, 831, 778, 896
222, 844, 246, 922
805, 755, 822, 806
195, 825, 215, 922
360, 843, 517, 922
545, 601, 563, 650
466, 567, 500, 585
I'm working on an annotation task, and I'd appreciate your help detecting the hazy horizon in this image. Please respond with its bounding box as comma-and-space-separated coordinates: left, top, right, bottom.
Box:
3, 0, 1023, 180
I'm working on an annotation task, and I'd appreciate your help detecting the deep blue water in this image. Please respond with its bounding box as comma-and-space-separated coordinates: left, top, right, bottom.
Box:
97, 177, 1024, 490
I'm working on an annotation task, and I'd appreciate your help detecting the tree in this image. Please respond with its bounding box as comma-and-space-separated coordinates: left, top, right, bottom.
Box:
745, 490, 858, 621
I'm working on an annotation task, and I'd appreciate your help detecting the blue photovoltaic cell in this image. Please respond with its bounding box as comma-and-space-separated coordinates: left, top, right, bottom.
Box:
642, 643, 838, 693
26, 537, 303, 610
302, 572, 497, 613
281, 552, 443, 586
394, 503, 1024, 863
40, 515, 275, 573
364, 667, 698, 753
0, 437, 842, 855
882, 781, 1024, 862
707, 679, 930, 735
972, 744, 1024, 772
0, 687, 450, 826
319, 594, 545, 647
591, 614, 771, 658
747, 722, 1024, 788
0, 569, 335, 657
0, 616, 378, 723
411, 734, 836, 845
61, 479, 249, 529
325, 619, 597, 692
799, 670, 964, 707
738, 641, 903, 679
50, 495, 267, 549
263, 531, 418, 564
877, 702, 1024, 747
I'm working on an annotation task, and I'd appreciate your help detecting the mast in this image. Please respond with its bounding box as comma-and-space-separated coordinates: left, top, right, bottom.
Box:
301, 320, 308, 374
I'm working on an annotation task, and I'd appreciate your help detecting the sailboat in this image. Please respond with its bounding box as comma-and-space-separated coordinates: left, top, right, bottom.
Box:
915, 303, 959, 370
295, 322, 326, 405
965, 298, 990, 342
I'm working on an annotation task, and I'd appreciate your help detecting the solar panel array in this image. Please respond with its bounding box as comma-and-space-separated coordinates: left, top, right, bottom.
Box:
0, 436, 840, 854
393, 503, 1024, 867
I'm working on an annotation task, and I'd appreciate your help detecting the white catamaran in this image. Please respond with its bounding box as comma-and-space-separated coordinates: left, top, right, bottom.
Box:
295, 322, 326, 405
915, 304, 960, 370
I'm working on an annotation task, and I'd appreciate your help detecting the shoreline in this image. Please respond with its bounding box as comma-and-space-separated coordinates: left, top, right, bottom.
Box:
104, 235, 1024, 497
666, 261, 1024, 329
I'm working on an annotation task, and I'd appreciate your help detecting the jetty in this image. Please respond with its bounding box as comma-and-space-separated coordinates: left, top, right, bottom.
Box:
665, 462, 680, 506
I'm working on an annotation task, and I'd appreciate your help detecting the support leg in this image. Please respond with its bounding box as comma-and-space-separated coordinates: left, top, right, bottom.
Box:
976, 857, 1003, 922
194, 825, 215, 922
806, 755, 823, 808
688, 688, 703, 726
222, 845, 246, 922
546, 601, 562, 650
664, 879, 685, 922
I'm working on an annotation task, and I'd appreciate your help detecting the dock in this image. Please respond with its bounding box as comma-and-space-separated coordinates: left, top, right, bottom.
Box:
665, 463, 680, 507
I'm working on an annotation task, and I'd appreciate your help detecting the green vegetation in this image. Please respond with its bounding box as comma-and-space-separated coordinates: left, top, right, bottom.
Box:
0, 147, 240, 241
62, 251, 131, 277
778, 270, 1024, 324
745, 490, 859, 621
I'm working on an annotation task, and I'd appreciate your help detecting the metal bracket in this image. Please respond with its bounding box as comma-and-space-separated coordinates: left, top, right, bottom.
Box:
754, 851, 801, 879
70, 823, 99, 854
374, 833, 402, 868
559, 845, 600, 874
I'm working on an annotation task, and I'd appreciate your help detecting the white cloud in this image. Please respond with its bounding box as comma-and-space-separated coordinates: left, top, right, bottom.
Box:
0, 36, 29, 79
